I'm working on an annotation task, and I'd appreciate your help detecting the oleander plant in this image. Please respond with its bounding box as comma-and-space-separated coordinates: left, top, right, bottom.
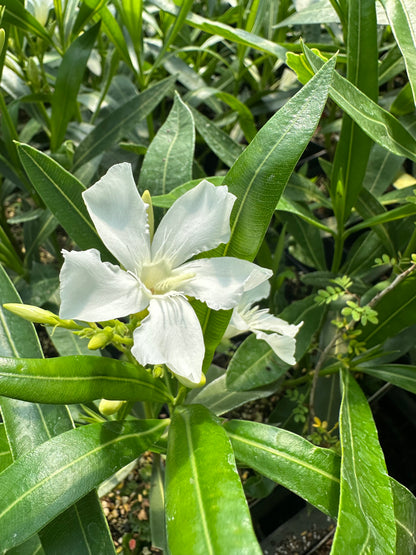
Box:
0, 0, 415, 553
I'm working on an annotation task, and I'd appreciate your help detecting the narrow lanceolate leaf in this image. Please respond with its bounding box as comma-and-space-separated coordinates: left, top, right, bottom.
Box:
0, 419, 169, 551
391, 478, 416, 552
359, 274, 416, 347
0, 266, 115, 554
165, 405, 261, 555
226, 334, 289, 391
379, 0, 416, 103
191, 106, 243, 168
139, 92, 195, 195
199, 55, 336, 370
149, 0, 287, 60
0, 356, 173, 404
224, 420, 340, 517
73, 75, 176, 169
356, 364, 416, 394
50, 22, 100, 151
189, 373, 278, 416
330, 0, 378, 221
332, 370, 396, 553
16, 143, 113, 259
302, 45, 416, 161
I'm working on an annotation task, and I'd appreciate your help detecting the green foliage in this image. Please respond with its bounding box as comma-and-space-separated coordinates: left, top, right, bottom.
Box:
0, 0, 415, 552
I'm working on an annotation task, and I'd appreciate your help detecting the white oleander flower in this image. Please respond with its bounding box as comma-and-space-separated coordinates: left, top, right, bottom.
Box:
224, 279, 302, 365
59, 163, 271, 385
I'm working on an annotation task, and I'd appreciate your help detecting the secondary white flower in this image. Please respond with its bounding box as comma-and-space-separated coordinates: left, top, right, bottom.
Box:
59, 163, 272, 384
224, 279, 302, 365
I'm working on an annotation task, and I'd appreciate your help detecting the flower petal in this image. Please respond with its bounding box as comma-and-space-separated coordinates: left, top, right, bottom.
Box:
248, 309, 302, 338
59, 249, 149, 321
254, 331, 297, 365
177, 257, 272, 310
83, 163, 150, 272
131, 295, 204, 384
240, 279, 271, 307
151, 180, 235, 267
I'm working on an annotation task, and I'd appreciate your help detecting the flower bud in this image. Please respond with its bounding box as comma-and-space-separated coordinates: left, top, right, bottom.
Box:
99, 399, 125, 416
3, 303, 60, 325
88, 330, 112, 350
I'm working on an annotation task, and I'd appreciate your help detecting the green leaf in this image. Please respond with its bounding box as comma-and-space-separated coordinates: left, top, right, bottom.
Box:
165, 405, 261, 555
0, 355, 173, 404
285, 212, 327, 270
276, 196, 333, 234
191, 106, 243, 168
391, 478, 416, 553
23, 210, 58, 265
226, 334, 289, 391
189, 370, 278, 416
81, 0, 134, 69
149, 0, 287, 60
354, 188, 395, 255
73, 75, 176, 170
47, 326, 101, 357
302, 45, 416, 162
0, 419, 168, 551
379, 0, 416, 103
330, 0, 378, 221
359, 274, 416, 346
38, 490, 115, 554
332, 370, 396, 552
152, 176, 224, 208
50, 22, 100, 151
199, 55, 336, 370
16, 143, 113, 258
224, 420, 340, 517
0, 266, 115, 553
345, 201, 416, 237
139, 92, 194, 195
0, 424, 12, 473
225, 419, 416, 549
356, 364, 416, 394
149, 454, 167, 551
279, 294, 327, 359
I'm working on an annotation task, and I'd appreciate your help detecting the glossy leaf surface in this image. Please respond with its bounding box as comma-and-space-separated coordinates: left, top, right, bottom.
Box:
17, 143, 112, 258
50, 22, 100, 151
380, 0, 416, 102
225, 420, 340, 517
0, 266, 115, 553
199, 55, 336, 370
0, 355, 173, 404
165, 405, 261, 555
356, 364, 416, 394
0, 419, 168, 551
73, 75, 176, 169
139, 92, 194, 195
226, 334, 289, 391
332, 370, 396, 552
359, 274, 416, 346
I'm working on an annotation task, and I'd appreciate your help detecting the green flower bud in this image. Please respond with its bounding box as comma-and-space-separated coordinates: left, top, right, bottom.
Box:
88, 330, 112, 350
99, 399, 125, 416
3, 303, 60, 325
